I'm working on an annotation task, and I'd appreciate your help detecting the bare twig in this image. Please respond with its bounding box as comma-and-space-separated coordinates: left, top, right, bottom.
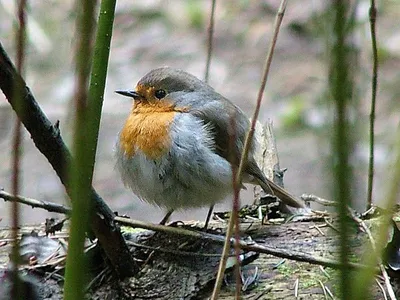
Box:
204, 0, 216, 83
114, 216, 374, 271
11, 1, 27, 298
233, 215, 241, 300
1, 190, 71, 214
125, 240, 227, 258
232, 120, 242, 300
212, 2, 288, 298
310, 224, 325, 236
85, 268, 109, 293
324, 218, 340, 233
320, 265, 331, 279
1, 191, 377, 272
203, 0, 217, 238
238, 0, 287, 184
318, 280, 328, 300
301, 194, 336, 207
367, 0, 378, 210
211, 114, 241, 300
203, 2, 238, 297
375, 278, 388, 300
324, 285, 336, 300
294, 278, 299, 298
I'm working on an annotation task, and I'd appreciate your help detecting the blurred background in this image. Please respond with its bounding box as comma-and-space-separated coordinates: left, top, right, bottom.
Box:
0, 0, 399, 225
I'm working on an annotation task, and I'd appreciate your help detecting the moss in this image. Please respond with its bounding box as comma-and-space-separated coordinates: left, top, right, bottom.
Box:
276, 262, 337, 289
276, 262, 300, 278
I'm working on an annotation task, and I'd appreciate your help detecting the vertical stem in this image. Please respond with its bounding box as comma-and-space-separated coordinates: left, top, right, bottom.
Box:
210, 114, 242, 300
87, 0, 117, 176
210, 0, 288, 298
85, 0, 138, 276
64, 1, 97, 299
237, 0, 287, 179
330, 1, 353, 298
11, 0, 27, 299
231, 118, 242, 299
204, 0, 216, 83
210, 187, 237, 300
367, 0, 378, 209
204, 1, 242, 298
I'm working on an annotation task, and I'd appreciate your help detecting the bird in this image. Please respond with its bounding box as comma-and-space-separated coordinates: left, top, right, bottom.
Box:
115, 67, 305, 224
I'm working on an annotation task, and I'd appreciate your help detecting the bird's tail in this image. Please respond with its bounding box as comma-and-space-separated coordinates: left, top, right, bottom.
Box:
256, 177, 306, 209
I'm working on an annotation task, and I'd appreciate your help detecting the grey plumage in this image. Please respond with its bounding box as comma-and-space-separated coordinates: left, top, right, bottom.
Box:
115, 67, 305, 210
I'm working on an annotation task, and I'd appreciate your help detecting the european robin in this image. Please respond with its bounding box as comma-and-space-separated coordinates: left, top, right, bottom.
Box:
115, 67, 305, 223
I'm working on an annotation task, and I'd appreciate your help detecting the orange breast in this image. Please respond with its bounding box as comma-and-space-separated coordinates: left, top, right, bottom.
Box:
119, 103, 180, 159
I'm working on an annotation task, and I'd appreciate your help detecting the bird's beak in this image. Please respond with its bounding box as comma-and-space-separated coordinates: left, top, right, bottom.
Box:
115, 89, 142, 100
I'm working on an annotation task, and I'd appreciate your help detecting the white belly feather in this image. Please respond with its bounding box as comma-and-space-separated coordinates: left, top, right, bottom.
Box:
115, 113, 233, 210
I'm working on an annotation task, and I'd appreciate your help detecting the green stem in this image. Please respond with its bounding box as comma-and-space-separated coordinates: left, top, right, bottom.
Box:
367, 0, 378, 209
64, 1, 97, 299
331, 1, 353, 298
87, 0, 117, 173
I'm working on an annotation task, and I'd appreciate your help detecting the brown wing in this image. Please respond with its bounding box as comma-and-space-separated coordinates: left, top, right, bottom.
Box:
188, 95, 306, 209
188, 95, 250, 167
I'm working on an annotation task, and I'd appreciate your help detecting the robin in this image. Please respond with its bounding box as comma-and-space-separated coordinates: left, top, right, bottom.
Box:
115, 67, 305, 224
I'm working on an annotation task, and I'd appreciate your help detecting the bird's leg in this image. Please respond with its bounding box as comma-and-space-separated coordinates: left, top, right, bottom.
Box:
204, 205, 214, 230
160, 210, 174, 225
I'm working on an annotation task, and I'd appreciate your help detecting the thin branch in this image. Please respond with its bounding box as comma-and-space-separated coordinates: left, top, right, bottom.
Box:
318, 280, 328, 300
0, 190, 71, 214
0, 191, 377, 272
204, 0, 216, 83
212, 1, 288, 298
11, 1, 27, 299
114, 216, 374, 271
375, 278, 388, 300
233, 182, 242, 300
324, 285, 336, 300
211, 113, 241, 299
203, 2, 234, 297
367, 0, 378, 210
211, 0, 289, 292
125, 240, 228, 258
238, 0, 287, 184
294, 278, 299, 298
235, 0, 304, 210
301, 194, 336, 207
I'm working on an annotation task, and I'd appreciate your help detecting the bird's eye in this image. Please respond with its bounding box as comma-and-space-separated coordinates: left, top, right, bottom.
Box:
154, 89, 166, 99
